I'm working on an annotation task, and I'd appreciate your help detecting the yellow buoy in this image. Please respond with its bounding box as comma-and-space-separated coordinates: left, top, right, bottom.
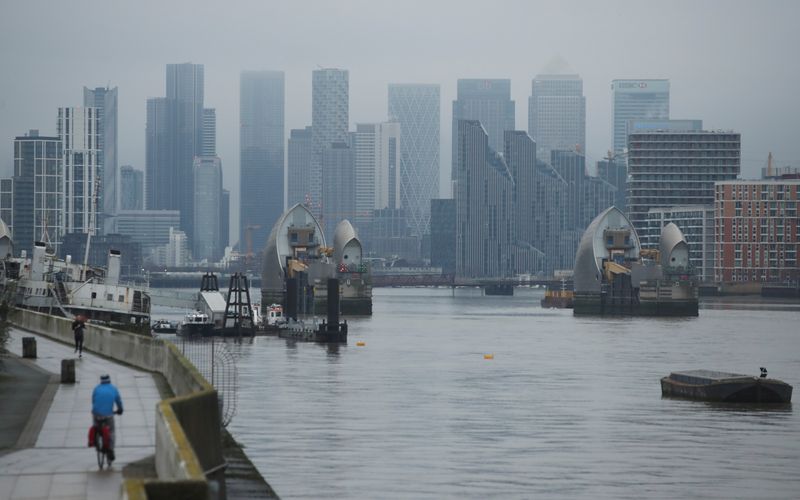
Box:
484, 354, 494, 360
356, 341, 366, 347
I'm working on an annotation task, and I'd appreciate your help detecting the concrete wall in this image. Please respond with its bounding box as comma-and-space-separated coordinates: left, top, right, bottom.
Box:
9, 309, 223, 499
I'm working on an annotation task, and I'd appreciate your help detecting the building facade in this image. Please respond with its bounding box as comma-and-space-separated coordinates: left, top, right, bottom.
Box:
430, 198, 456, 274
83, 86, 118, 218
627, 130, 740, 240
321, 142, 355, 241
353, 122, 401, 239
715, 180, 799, 284
240, 70, 285, 250
202, 108, 216, 156
58, 107, 101, 237
612, 79, 669, 155
11, 130, 63, 254
111, 210, 180, 254
644, 205, 715, 281
528, 74, 585, 161
311, 68, 349, 219
287, 126, 313, 208
452, 79, 515, 181
387, 83, 440, 238
454, 120, 514, 278
192, 156, 222, 262
119, 165, 144, 210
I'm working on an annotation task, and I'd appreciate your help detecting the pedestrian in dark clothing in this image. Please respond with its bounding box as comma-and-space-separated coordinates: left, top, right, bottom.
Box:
72, 317, 85, 357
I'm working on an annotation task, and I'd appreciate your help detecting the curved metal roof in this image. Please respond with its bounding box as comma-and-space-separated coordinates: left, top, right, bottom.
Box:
261, 204, 326, 293
0, 217, 11, 242
574, 206, 640, 293
333, 220, 361, 264
659, 222, 689, 268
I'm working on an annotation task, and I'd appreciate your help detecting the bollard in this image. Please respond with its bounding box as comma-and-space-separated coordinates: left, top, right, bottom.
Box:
22, 337, 37, 358
61, 359, 76, 384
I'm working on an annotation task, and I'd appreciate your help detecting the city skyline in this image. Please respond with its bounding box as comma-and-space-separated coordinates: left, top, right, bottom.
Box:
1, 1, 797, 245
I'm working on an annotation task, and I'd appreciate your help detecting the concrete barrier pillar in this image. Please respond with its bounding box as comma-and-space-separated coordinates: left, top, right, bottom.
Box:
61, 359, 76, 383
22, 337, 36, 358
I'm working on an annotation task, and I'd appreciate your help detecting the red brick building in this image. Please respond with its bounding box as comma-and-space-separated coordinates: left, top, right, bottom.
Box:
714, 180, 799, 283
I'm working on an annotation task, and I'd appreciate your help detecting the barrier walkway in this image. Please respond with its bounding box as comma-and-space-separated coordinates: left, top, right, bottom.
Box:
0, 328, 158, 500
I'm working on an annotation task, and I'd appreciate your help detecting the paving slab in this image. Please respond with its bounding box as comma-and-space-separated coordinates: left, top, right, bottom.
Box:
0, 328, 159, 500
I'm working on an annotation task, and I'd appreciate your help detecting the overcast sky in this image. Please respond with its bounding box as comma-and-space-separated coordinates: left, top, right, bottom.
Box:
1, 0, 798, 242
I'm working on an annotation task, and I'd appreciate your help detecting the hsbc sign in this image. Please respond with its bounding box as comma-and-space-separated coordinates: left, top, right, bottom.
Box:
619, 82, 648, 89
614, 80, 669, 92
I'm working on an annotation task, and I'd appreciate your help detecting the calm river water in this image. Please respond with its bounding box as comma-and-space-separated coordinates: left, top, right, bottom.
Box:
165, 288, 800, 499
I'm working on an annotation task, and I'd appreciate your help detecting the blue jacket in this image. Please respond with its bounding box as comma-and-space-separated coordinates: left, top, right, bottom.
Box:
92, 381, 123, 417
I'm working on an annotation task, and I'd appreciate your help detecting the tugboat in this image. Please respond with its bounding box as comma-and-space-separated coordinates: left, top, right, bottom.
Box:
661, 368, 793, 403
151, 319, 177, 334
178, 310, 214, 337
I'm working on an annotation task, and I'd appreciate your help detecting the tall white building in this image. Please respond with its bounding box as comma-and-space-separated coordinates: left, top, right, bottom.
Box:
83, 86, 117, 218
388, 83, 440, 238
612, 79, 669, 155
192, 156, 222, 262
528, 73, 585, 162
311, 68, 349, 218
353, 122, 401, 235
58, 107, 101, 237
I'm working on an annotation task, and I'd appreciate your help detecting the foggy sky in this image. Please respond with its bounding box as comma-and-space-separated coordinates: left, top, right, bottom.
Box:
1, 0, 798, 243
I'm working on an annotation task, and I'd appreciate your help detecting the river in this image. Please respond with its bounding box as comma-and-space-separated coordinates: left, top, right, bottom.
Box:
157, 287, 800, 499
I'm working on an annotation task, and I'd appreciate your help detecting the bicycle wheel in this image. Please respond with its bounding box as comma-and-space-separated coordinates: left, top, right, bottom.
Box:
96, 432, 106, 470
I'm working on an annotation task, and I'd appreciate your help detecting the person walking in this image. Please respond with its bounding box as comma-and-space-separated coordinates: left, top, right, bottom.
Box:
72, 316, 85, 357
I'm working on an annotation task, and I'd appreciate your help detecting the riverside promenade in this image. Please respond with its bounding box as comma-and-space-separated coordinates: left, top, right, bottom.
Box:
0, 328, 157, 499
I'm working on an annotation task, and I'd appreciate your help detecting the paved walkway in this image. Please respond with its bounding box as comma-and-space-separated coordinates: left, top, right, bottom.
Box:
0, 328, 159, 500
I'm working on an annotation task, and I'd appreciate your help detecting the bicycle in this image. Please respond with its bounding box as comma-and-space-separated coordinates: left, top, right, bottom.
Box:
92, 411, 120, 470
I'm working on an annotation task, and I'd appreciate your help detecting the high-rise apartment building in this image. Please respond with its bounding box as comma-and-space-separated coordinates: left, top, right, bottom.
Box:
353, 122, 401, 237
220, 188, 230, 254
58, 107, 101, 237
202, 108, 216, 156
11, 130, 63, 254
430, 198, 456, 274
119, 165, 144, 210
627, 129, 740, 240
287, 126, 313, 208
0, 178, 12, 232
454, 120, 514, 278
528, 74, 585, 161
144, 63, 204, 245
240, 70, 285, 249
192, 156, 222, 262
452, 79, 515, 181
83, 86, 118, 218
715, 180, 799, 283
612, 79, 669, 155
311, 69, 349, 219
388, 83, 440, 238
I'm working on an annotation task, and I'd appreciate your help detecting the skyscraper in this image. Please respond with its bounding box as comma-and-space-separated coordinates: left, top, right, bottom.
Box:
83, 86, 118, 218
192, 156, 221, 262
202, 108, 216, 156
452, 79, 515, 181
321, 142, 355, 241
240, 70, 285, 250
528, 73, 585, 161
353, 122, 401, 237
611, 79, 669, 155
58, 107, 101, 237
388, 83, 440, 238
119, 165, 144, 210
287, 126, 313, 208
145, 97, 171, 211
454, 120, 514, 278
311, 68, 349, 219
503, 131, 536, 247
12, 130, 63, 254
166, 62, 204, 243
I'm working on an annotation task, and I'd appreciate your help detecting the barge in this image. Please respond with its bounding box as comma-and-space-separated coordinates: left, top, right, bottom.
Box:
661, 369, 793, 403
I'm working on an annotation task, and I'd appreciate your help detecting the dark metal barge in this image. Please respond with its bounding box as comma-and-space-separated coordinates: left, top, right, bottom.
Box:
661, 370, 793, 403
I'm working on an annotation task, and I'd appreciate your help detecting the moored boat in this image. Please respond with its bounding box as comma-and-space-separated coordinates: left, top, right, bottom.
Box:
178, 310, 215, 337
661, 369, 793, 403
151, 319, 177, 334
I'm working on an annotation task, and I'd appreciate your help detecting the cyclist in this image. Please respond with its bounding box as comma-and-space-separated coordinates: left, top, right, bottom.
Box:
91, 374, 123, 462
